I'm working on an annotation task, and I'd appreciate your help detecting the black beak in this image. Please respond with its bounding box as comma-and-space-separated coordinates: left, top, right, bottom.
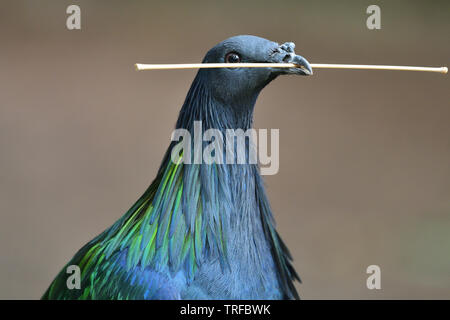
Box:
269, 42, 313, 76
287, 54, 313, 76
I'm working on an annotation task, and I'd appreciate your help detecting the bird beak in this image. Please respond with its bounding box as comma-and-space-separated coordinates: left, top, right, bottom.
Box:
288, 54, 313, 76
271, 54, 313, 76
269, 42, 313, 76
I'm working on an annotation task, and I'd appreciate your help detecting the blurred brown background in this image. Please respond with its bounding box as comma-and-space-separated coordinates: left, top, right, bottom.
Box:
0, 0, 449, 299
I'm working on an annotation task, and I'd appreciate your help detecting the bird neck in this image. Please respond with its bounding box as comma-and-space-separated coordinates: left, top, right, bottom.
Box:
175, 73, 258, 131
169, 72, 266, 229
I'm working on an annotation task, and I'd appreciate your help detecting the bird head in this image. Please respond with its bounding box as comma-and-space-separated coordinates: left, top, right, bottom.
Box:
199, 35, 312, 105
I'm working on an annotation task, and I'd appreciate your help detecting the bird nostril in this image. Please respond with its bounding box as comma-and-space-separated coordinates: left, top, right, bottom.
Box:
282, 54, 293, 63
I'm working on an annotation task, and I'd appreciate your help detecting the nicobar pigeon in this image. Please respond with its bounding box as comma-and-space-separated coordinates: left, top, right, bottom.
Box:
42, 35, 312, 300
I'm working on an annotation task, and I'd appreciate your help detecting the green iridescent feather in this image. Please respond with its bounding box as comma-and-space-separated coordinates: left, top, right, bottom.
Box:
42, 154, 227, 299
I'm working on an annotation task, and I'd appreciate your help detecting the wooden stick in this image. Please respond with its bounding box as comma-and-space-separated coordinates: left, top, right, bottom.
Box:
135, 63, 447, 74
311, 64, 447, 73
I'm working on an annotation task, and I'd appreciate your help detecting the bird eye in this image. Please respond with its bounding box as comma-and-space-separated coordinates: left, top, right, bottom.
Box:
225, 52, 241, 63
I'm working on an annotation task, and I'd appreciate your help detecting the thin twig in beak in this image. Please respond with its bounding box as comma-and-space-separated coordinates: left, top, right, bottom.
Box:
135, 63, 448, 74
